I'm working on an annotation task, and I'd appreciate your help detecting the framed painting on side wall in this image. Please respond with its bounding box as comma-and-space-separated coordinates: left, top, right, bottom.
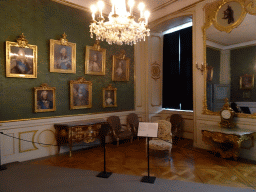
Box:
50, 33, 76, 73
112, 50, 130, 81
34, 83, 56, 113
6, 33, 37, 78
70, 77, 92, 110
85, 40, 106, 75
103, 84, 117, 108
240, 74, 254, 90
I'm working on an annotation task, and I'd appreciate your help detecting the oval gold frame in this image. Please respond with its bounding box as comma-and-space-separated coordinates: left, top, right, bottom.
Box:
202, 0, 256, 118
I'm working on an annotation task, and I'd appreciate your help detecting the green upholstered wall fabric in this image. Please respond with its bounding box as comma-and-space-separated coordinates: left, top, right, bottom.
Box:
0, 0, 134, 121
206, 47, 220, 85
230, 45, 256, 102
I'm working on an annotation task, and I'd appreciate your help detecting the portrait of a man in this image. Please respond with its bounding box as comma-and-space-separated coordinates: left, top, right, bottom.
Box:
34, 84, 56, 113
50, 34, 76, 73
85, 43, 106, 75
70, 77, 92, 109
37, 90, 53, 109
54, 45, 72, 70
10, 47, 33, 75
6, 34, 37, 78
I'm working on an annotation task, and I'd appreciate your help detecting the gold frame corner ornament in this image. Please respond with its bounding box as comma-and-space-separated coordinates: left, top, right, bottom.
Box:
70, 77, 92, 110
50, 33, 76, 73
85, 40, 106, 75
6, 33, 37, 78
103, 84, 117, 108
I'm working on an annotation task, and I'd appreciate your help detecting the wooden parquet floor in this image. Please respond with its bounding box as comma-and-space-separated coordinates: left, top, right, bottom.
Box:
30, 138, 256, 190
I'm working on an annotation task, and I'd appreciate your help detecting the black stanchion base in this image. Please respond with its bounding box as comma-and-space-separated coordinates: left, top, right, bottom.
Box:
97, 171, 112, 178
141, 176, 156, 184
0, 165, 7, 171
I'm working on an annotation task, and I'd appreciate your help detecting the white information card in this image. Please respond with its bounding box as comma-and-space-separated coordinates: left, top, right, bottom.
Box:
137, 122, 158, 137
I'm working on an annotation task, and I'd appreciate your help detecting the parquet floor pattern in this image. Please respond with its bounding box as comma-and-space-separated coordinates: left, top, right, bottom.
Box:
31, 138, 256, 190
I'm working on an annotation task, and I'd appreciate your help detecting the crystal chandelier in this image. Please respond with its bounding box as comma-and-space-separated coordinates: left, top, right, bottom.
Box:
89, 0, 150, 45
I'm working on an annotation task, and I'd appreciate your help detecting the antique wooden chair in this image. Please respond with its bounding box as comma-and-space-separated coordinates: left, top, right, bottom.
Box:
170, 114, 183, 143
127, 113, 140, 140
107, 116, 133, 146
147, 120, 172, 159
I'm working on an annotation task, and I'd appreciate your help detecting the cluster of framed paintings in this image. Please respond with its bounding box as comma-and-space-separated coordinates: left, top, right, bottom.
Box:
6, 33, 130, 81
34, 80, 117, 113
6, 33, 128, 113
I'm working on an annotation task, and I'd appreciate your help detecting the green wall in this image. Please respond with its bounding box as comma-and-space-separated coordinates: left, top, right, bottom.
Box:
230, 45, 256, 102
206, 47, 220, 85
0, 0, 134, 121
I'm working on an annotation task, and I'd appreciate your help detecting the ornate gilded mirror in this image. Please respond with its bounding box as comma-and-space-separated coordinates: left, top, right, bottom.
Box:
203, 0, 256, 118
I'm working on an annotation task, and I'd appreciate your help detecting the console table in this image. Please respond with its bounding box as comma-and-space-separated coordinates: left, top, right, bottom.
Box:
54, 119, 109, 157
202, 125, 255, 160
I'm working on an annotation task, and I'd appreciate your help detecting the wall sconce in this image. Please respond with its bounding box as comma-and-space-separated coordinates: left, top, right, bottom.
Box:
196, 62, 205, 75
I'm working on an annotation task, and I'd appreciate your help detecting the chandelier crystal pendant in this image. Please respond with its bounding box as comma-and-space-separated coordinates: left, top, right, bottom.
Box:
89, 0, 150, 45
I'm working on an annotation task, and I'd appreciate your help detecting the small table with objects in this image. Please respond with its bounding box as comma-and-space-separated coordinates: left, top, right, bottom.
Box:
202, 125, 255, 160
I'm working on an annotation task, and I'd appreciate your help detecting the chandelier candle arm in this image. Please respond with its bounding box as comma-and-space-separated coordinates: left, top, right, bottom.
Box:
89, 0, 150, 45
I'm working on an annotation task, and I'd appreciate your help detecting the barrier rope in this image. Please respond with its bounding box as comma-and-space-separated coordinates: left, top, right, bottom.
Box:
0, 132, 195, 153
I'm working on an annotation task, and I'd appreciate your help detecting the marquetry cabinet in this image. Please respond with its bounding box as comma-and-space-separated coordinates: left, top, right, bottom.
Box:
54, 119, 109, 157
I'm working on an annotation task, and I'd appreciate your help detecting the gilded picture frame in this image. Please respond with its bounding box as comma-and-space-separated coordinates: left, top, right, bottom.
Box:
213, 0, 246, 33
85, 40, 106, 75
103, 84, 117, 108
34, 83, 56, 113
70, 77, 92, 110
112, 50, 130, 81
207, 65, 213, 82
50, 33, 76, 73
240, 74, 254, 90
6, 33, 37, 78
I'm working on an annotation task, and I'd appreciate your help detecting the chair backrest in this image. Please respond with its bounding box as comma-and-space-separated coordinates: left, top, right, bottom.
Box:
127, 113, 139, 133
107, 116, 122, 133
154, 120, 172, 140
170, 114, 183, 135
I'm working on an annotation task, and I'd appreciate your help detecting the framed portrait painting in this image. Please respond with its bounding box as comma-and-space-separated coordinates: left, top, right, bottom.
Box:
213, 0, 246, 33
6, 33, 37, 78
85, 41, 106, 75
112, 50, 130, 81
240, 74, 254, 90
207, 66, 213, 82
70, 77, 92, 110
34, 83, 56, 113
103, 84, 117, 108
50, 33, 76, 73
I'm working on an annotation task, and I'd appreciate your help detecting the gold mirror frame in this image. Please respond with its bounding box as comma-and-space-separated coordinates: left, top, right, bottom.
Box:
202, 0, 256, 118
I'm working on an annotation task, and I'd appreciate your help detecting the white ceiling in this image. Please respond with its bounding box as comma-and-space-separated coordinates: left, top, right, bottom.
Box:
206, 14, 256, 48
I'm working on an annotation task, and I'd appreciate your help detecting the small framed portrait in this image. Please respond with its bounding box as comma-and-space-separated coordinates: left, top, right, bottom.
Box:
50, 33, 76, 73
214, 0, 246, 33
207, 65, 213, 82
103, 84, 117, 108
6, 33, 37, 78
34, 83, 56, 113
240, 74, 254, 90
85, 40, 106, 75
112, 50, 130, 81
70, 77, 92, 110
